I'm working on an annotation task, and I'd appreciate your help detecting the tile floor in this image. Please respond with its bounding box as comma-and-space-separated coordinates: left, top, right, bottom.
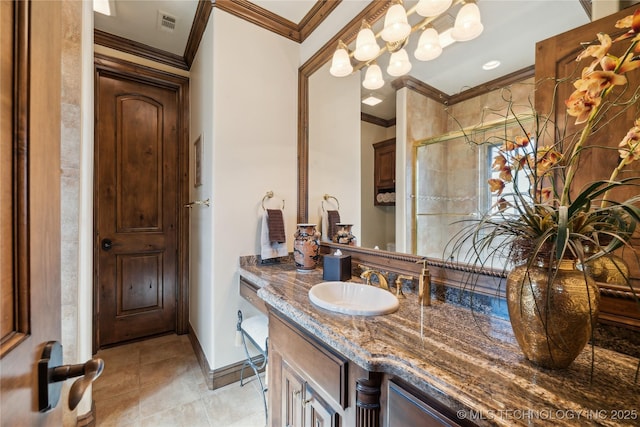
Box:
92, 334, 266, 427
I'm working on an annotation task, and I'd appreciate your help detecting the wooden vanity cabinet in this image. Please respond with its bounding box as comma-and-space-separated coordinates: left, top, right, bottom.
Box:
268, 310, 473, 427
373, 138, 396, 206
269, 311, 350, 427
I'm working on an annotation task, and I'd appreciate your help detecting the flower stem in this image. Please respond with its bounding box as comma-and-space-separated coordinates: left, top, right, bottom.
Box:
560, 119, 594, 206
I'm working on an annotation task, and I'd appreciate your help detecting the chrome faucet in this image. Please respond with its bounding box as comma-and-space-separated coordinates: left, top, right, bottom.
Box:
359, 266, 389, 291
394, 275, 413, 299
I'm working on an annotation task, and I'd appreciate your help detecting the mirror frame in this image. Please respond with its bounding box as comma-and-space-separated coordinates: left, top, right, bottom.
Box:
297, 1, 532, 258
297, 1, 392, 223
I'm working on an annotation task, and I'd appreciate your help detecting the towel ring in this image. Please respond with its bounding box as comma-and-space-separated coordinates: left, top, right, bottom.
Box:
322, 194, 340, 212
262, 191, 285, 211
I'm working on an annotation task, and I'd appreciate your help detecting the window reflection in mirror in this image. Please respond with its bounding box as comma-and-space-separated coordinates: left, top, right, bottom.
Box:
414, 115, 534, 266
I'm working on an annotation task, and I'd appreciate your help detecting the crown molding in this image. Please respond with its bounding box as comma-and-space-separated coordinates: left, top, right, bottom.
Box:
94, 29, 189, 70
94, 0, 212, 71
361, 113, 396, 128
391, 66, 536, 107
213, 0, 340, 43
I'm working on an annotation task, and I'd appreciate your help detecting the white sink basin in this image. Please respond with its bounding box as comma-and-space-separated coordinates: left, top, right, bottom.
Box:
308, 281, 399, 316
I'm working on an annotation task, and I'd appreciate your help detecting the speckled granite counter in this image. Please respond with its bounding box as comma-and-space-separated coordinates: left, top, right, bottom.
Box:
239, 261, 640, 426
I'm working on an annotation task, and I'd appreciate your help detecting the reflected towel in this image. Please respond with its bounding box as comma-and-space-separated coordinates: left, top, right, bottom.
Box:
321, 209, 341, 241
266, 209, 286, 243
261, 210, 288, 261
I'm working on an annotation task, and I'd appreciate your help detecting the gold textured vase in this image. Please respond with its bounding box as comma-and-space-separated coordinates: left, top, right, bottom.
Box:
506, 260, 600, 369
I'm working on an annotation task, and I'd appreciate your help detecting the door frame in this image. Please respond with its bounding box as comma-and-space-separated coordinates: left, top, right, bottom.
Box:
93, 54, 190, 351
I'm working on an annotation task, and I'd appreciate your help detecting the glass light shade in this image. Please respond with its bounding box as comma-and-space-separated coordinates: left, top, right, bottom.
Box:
354, 27, 380, 62
414, 28, 442, 61
363, 64, 384, 90
451, 3, 484, 41
381, 3, 411, 43
387, 49, 412, 77
415, 0, 452, 17
329, 44, 353, 77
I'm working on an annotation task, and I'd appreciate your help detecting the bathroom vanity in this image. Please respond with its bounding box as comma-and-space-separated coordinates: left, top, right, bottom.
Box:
239, 260, 640, 427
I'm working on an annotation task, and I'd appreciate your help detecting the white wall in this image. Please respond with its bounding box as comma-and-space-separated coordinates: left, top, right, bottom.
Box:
190, 9, 299, 370
361, 121, 396, 250
308, 61, 361, 242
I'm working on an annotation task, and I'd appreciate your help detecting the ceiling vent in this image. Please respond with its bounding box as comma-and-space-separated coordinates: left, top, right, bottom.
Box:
157, 10, 177, 32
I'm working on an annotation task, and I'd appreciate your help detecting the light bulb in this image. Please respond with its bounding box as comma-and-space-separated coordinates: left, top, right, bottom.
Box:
414, 28, 442, 61
387, 48, 412, 77
451, 2, 484, 41
329, 41, 353, 77
415, 0, 452, 17
381, 3, 411, 43
354, 25, 380, 62
363, 64, 384, 90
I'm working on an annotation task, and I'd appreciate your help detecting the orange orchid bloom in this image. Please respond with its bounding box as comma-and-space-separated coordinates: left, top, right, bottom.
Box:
488, 178, 505, 195
499, 166, 513, 182
613, 9, 640, 43
618, 119, 640, 163
535, 187, 553, 203
566, 89, 601, 124
492, 154, 507, 170
502, 134, 531, 152
496, 198, 510, 211
576, 33, 612, 72
573, 69, 627, 98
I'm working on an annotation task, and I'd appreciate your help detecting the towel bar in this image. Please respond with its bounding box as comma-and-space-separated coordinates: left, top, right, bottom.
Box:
322, 194, 340, 211
261, 191, 285, 211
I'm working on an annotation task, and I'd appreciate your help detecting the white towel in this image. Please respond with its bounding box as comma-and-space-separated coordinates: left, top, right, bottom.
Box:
241, 315, 268, 352
321, 210, 329, 242
261, 211, 288, 260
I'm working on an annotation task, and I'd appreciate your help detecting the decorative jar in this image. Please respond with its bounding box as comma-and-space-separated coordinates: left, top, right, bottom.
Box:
293, 224, 320, 272
332, 223, 357, 246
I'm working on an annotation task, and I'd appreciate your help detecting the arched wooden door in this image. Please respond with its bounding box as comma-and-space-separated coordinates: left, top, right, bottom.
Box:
94, 57, 189, 349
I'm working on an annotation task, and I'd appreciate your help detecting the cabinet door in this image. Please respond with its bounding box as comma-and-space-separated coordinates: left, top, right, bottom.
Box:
387, 381, 464, 427
282, 362, 305, 427
304, 384, 339, 427
373, 138, 396, 206
374, 139, 396, 189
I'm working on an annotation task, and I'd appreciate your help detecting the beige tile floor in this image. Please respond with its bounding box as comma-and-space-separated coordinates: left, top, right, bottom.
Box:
92, 334, 266, 427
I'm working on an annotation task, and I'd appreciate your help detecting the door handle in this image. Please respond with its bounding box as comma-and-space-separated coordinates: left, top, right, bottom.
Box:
38, 341, 105, 412
101, 238, 113, 251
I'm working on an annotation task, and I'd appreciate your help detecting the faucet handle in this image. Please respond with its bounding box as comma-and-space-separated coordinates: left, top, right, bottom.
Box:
394, 275, 412, 299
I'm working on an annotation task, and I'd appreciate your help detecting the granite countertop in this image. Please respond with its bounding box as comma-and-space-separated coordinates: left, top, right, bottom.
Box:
239, 261, 640, 427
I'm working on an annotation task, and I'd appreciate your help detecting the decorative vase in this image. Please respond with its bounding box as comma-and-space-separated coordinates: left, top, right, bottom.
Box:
506, 259, 600, 369
293, 224, 320, 272
332, 223, 357, 246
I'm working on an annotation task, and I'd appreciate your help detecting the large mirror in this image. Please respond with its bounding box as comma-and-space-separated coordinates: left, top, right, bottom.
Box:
301, 0, 591, 262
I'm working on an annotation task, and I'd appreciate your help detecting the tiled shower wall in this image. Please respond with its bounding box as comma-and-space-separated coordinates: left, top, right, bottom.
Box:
407, 78, 535, 260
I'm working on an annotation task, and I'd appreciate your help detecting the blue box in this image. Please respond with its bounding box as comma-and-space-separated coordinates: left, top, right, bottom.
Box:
323, 253, 352, 281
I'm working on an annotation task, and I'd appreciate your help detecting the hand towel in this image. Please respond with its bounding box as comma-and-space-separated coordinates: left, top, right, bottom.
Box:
261, 210, 288, 261
266, 209, 286, 243
327, 210, 341, 242
321, 210, 329, 241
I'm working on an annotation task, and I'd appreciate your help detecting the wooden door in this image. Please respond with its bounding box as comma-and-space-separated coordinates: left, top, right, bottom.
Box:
1, 1, 63, 424
95, 69, 180, 348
